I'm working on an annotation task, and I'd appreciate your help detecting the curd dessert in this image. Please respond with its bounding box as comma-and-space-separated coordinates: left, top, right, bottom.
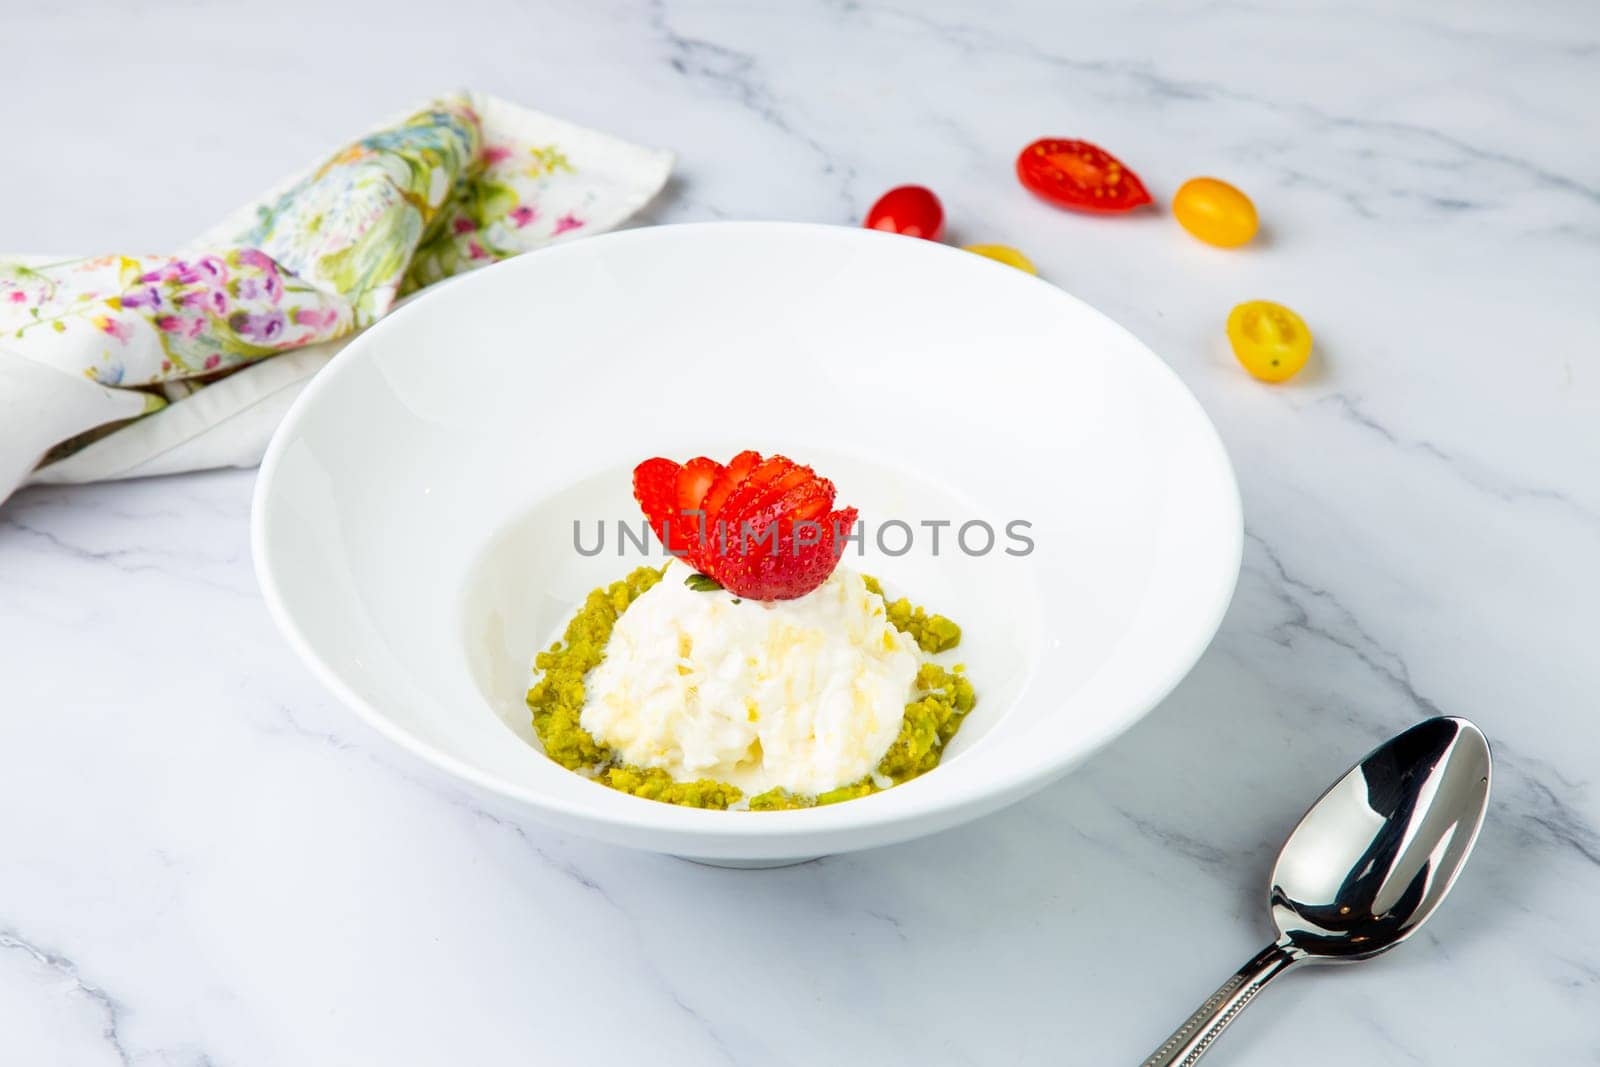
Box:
525, 450, 976, 810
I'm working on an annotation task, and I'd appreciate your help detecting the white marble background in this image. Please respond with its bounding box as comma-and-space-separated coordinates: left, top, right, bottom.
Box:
3, 0, 1597, 1063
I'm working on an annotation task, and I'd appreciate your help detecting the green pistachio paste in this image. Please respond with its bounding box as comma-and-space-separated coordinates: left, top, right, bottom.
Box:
526, 566, 975, 810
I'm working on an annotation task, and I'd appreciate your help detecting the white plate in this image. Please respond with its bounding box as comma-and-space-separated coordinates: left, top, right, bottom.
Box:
252, 222, 1241, 865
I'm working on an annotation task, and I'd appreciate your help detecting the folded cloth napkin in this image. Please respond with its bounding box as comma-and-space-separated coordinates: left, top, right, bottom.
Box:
0, 91, 671, 504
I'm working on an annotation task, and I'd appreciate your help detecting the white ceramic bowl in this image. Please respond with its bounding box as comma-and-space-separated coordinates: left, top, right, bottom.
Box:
252, 222, 1241, 866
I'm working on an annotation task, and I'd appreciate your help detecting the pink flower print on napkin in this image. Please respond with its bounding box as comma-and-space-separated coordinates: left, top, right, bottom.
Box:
552, 213, 584, 236
120, 285, 164, 310
95, 315, 134, 343
229, 309, 287, 345
232, 249, 285, 303
292, 307, 340, 331
194, 255, 229, 286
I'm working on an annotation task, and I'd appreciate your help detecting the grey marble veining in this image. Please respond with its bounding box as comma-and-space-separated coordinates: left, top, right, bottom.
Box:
2, 0, 1597, 1063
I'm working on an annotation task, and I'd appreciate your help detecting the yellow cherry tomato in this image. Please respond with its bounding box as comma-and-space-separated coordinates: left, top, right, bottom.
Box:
1228, 300, 1312, 382
963, 244, 1037, 274
1173, 177, 1259, 248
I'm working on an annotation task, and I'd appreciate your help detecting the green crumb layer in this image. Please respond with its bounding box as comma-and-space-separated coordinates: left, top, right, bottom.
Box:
527, 569, 976, 810
862, 575, 962, 652
877, 662, 977, 779
526, 565, 662, 772
749, 778, 879, 811
601, 766, 743, 810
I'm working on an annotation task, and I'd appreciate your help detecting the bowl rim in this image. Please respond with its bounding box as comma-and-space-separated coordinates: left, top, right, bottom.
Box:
251, 220, 1243, 843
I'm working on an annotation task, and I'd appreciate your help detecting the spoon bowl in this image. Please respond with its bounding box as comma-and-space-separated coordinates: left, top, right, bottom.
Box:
1143, 716, 1492, 1065
1273, 716, 1492, 962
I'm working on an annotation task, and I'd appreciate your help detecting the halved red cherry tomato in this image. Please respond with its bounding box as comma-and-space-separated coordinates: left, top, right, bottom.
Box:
864, 185, 945, 240
1016, 139, 1151, 214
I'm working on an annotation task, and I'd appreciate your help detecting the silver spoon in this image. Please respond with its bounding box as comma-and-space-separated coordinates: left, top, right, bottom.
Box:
1142, 716, 1492, 1066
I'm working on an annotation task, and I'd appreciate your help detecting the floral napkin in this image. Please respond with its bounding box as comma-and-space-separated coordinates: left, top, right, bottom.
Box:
0, 91, 672, 504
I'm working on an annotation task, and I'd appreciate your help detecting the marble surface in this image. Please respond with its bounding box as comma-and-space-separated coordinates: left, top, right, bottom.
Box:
3, 0, 1597, 1062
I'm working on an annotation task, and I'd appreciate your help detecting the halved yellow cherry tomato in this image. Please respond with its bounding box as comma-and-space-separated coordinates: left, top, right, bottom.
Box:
1228, 300, 1311, 382
963, 244, 1037, 274
1173, 178, 1258, 248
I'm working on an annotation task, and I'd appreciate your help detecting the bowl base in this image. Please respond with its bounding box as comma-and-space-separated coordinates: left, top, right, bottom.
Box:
675, 854, 824, 869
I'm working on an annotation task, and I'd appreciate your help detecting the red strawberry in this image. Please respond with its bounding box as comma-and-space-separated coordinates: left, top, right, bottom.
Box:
712, 456, 802, 535
701, 449, 761, 524
675, 457, 721, 514
632, 457, 683, 553
719, 473, 832, 556
674, 457, 722, 565
772, 473, 834, 526
634, 451, 856, 600
722, 506, 858, 601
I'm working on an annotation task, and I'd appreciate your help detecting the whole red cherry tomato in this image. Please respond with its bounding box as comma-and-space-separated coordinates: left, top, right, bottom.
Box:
1016, 139, 1152, 214
863, 185, 945, 240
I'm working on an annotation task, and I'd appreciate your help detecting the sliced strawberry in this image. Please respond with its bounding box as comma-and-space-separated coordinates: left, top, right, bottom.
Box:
716, 457, 805, 532
634, 451, 856, 599
675, 457, 720, 513
771, 473, 834, 527
745, 466, 814, 525
721, 473, 833, 561
710, 464, 810, 572
708, 457, 793, 551
701, 449, 761, 525
718, 506, 859, 600
789, 493, 831, 522
720, 455, 795, 514
632, 457, 683, 552
671, 457, 722, 567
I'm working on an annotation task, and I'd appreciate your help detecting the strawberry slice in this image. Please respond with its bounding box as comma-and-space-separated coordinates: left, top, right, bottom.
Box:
714, 456, 803, 534
632, 457, 683, 553
701, 449, 761, 525
675, 457, 721, 514
771, 473, 834, 527
742, 466, 814, 528
712, 464, 807, 569
789, 492, 831, 522
721, 473, 833, 555
634, 451, 856, 599
673, 457, 722, 566
721, 506, 858, 600
721, 455, 795, 509
704, 457, 790, 561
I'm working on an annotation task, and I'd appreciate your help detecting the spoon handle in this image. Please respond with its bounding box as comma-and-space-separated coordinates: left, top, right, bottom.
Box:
1140, 941, 1300, 1066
